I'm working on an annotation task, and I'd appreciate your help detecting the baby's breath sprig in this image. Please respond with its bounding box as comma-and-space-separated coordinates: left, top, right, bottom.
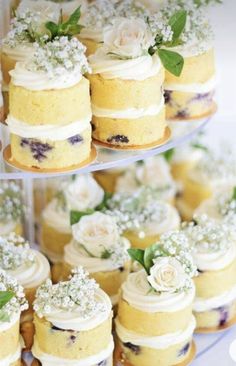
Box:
0, 233, 35, 271
0, 181, 24, 223
34, 267, 106, 318
0, 270, 28, 322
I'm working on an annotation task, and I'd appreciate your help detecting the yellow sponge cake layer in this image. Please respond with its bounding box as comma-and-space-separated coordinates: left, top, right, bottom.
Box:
10, 126, 91, 169
9, 77, 91, 125
165, 48, 215, 85
0, 318, 20, 359
88, 71, 164, 110
181, 177, 212, 210
34, 313, 112, 360
78, 37, 100, 56
194, 300, 236, 329
92, 108, 166, 147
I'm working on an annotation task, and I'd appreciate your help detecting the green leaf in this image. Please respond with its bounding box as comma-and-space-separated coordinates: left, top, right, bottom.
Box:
70, 209, 95, 225
144, 244, 159, 273
169, 10, 187, 42
232, 187, 236, 201
128, 248, 146, 270
191, 143, 208, 152
163, 149, 175, 162
0, 291, 14, 309
158, 49, 184, 77
45, 21, 59, 39
67, 6, 82, 25
96, 192, 113, 211
101, 249, 112, 259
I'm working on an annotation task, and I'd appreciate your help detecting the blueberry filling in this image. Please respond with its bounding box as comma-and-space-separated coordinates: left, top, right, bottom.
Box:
98, 361, 107, 366
176, 109, 189, 119
70, 335, 76, 343
178, 342, 190, 357
119, 267, 125, 272
91, 123, 96, 131
20, 138, 53, 162
123, 342, 141, 355
197, 269, 204, 274
191, 92, 211, 102
107, 135, 129, 144
164, 90, 173, 104
68, 134, 83, 145
216, 306, 228, 326
51, 325, 76, 333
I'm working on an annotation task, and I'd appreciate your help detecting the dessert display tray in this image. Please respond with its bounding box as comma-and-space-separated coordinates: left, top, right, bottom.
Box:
0, 116, 211, 179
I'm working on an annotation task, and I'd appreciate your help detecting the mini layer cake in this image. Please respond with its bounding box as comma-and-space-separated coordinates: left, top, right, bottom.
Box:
115, 156, 177, 204
115, 232, 197, 366
149, 0, 216, 120
41, 174, 104, 264
32, 267, 114, 366
7, 36, 92, 169
178, 151, 236, 220
185, 216, 236, 329
0, 270, 28, 366
0, 233, 50, 322
89, 18, 166, 147
79, 0, 149, 56
106, 187, 180, 249
0, 69, 4, 121
62, 212, 131, 306
0, 181, 24, 236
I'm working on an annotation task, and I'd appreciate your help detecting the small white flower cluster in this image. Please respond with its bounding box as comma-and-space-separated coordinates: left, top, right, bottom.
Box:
0, 270, 28, 319
216, 191, 236, 217
105, 187, 168, 234
0, 233, 35, 271
29, 36, 91, 78
148, 12, 173, 43
0, 181, 24, 223
160, 0, 214, 49
101, 239, 130, 268
81, 0, 116, 29
2, 10, 43, 48
34, 267, 106, 318
115, 0, 150, 20
184, 215, 234, 253
156, 231, 197, 279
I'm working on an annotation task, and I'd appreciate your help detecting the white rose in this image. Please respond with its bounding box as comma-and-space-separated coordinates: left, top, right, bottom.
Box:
147, 257, 188, 293
104, 18, 154, 58
64, 174, 104, 211
136, 156, 174, 188
72, 212, 120, 257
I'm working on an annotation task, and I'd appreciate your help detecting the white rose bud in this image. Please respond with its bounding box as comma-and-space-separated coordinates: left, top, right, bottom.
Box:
104, 18, 154, 59
64, 174, 104, 211
72, 212, 120, 257
147, 257, 188, 293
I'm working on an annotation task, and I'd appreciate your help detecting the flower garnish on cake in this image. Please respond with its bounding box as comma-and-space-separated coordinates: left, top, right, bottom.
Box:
183, 215, 236, 329
0, 181, 24, 236
32, 267, 114, 365
105, 186, 180, 248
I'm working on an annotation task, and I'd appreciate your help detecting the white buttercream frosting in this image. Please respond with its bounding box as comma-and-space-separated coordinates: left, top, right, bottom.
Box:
89, 51, 162, 80
60, 0, 87, 15
7, 115, 91, 141
2, 43, 35, 62
32, 337, 114, 366
92, 98, 164, 119
0, 342, 21, 366
10, 61, 83, 90
171, 145, 204, 165
142, 204, 180, 236
195, 199, 222, 221
122, 270, 195, 313
0, 220, 19, 236
7, 250, 50, 289
0, 311, 19, 332
116, 316, 196, 349
169, 42, 213, 58
42, 199, 71, 234
194, 284, 236, 312
80, 28, 103, 43
193, 244, 236, 272
164, 75, 217, 93
45, 288, 111, 331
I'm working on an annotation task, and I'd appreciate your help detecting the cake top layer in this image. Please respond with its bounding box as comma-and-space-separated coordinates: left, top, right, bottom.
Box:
70, 211, 130, 269
105, 186, 179, 235
0, 181, 24, 224
34, 267, 112, 331
0, 270, 28, 322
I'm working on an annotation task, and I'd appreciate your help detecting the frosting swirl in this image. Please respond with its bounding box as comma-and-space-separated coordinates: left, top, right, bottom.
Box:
122, 270, 195, 313
2, 43, 35, 62
193, 244, 236, 271
42, 199, 71, 234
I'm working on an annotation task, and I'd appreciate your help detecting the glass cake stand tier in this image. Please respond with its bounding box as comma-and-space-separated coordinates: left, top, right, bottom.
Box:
0, 117, 211, 179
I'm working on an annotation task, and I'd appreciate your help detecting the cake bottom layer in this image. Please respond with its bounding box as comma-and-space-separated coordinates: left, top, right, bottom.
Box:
10, 126, 91, 169
165, 90, 215, 120
195, 300, 236, 329
92, 108, 166, 147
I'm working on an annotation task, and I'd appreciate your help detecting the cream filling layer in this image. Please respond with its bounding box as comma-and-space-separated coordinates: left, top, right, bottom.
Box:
0, 311, 19, 331
92, 98, 164, 119
44, 289, 112, 331
7, 250, 50, 289
89, 52, 162, 81
10, 61, 83, 90
164, 75, 217, 93
116, 316, 196, 350
194, 244, 236, 272
64, 239, 129, 272
7, 115, 91, 141
32, 337, 114, 366
42, 199, 71, 234
194, 284, 236, 312
0, 342, 21, 366
122, 270, 195, 313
